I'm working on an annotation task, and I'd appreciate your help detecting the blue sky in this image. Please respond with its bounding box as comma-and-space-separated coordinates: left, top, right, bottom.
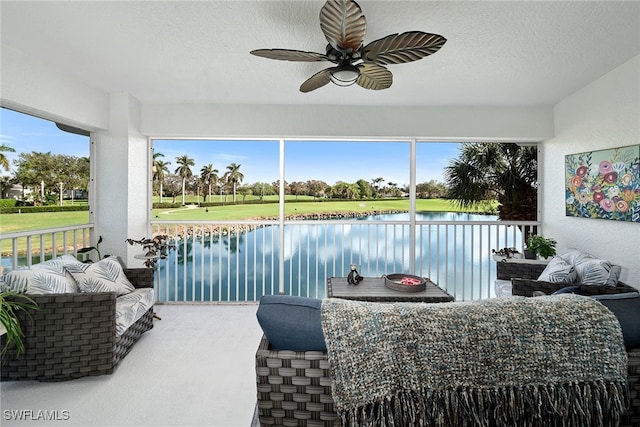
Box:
1, 107, 460, 186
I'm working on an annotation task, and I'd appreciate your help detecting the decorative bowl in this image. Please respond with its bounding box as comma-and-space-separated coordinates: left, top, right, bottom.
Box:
383, 274, 427, 292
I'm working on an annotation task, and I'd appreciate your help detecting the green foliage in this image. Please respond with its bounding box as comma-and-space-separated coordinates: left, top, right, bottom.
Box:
0, 205, 89, 214
526, 235, 557, 259
77, 235, 103, 261
0, 199, 17, 208
444, 143, 538, 221
152, 202, 183, 209
0, 291, 39, 359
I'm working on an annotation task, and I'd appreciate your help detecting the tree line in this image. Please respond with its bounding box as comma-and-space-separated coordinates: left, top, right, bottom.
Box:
152, 152, 448, 205
1, 142, 538, 223
0, 145, 89, 204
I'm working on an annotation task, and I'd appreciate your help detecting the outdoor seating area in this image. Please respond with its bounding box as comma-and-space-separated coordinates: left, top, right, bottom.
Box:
0, 256, 155, 381
255, 293, 640, 426
1, 304, 263, 426
1, 1, 639, 426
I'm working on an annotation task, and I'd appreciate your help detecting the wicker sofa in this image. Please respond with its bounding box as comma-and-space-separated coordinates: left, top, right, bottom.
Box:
496, 260, 638, 297
0, 267, 154, 382
256, 289, 640, 427
256, 325, 640, 427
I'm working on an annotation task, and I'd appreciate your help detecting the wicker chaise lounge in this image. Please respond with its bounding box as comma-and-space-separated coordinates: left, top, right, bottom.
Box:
1, 268, 154, 382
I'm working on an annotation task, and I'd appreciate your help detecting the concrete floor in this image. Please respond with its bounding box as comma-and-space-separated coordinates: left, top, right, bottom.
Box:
1, 304, 263, 427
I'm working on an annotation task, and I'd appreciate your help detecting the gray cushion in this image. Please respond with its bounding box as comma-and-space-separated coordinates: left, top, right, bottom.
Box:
537, 257, 577, 283
599, 296, 640, 349
256, 295, 326, 352
575, 259, 621, 286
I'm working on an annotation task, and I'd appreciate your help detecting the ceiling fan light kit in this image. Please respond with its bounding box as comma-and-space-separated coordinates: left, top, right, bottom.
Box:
250, 0, 446, 93
330, 65, 361, 86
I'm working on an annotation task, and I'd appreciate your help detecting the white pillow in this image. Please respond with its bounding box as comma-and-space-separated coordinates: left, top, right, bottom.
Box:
574, 259, 621, 287
65, 256, 135, 296
559, 248, 594, 266
537, 257, 578, 283
1, 258, 79, 294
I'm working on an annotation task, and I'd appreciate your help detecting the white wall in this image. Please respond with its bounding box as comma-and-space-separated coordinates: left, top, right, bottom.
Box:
142, 104, 553, 141
93, 93, 150, 267
543, 55, 640, 287
0, 44, 109, 130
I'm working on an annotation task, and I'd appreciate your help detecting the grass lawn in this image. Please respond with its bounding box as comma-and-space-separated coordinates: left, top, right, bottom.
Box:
1, 199, 495, 232
152, 198, 494, 221
1, 199, 496, 255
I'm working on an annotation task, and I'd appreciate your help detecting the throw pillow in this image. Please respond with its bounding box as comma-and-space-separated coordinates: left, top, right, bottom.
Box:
256, 295, 326, 352
537, 257, 577, 283
574, 258, 621, 287
1, 258, 79, 294
559, 248, 594, 266
65, 256, 135, 296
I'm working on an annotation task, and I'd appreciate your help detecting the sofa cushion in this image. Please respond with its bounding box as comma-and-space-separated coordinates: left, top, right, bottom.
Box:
557, 248, 621, 287
494, 279, 512, 297
559, 248, 594, 266
256, 295, 326, 351
537, 257, 577, 283
115, 288, 155, 336
598, 295, 640, 349
574, 259, 621, 286
1, 257, 79, 294
65, 256, 135, 296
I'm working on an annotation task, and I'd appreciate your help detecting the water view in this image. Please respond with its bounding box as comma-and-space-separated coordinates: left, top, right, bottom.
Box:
155, 211, 527, 302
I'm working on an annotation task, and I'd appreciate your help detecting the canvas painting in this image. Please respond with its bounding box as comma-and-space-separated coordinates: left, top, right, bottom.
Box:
565, 145, 640, 222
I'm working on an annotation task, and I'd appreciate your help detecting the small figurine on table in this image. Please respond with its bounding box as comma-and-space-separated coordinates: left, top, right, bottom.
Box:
347, 264, 363, 285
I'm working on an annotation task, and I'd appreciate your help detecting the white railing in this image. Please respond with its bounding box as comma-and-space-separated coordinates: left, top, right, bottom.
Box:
0, 224, 95, 271
0, 220, 540, 302
151, 219, 540, 303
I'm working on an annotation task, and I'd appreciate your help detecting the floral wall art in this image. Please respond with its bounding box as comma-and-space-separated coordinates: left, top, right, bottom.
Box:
565, 145, 640, 222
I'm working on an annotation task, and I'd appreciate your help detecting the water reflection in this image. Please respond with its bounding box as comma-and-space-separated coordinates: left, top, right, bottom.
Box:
156, 212, 525, 302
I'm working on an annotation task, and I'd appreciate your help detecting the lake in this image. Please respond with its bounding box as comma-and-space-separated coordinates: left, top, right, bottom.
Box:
155, 212, 526, 302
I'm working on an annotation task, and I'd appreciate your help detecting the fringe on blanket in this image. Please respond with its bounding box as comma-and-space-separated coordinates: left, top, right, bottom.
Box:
339, 379, 628, 427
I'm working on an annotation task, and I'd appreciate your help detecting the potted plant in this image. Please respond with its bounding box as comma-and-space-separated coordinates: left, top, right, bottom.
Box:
0, 291, 39, 359
525, 235, 557, 259
126, 235, 175, 268
77, 235, 105, 262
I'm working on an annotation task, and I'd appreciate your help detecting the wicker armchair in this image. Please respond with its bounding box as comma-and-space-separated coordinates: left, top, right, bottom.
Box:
0, 268, 154, 382
256, 336, 336, 427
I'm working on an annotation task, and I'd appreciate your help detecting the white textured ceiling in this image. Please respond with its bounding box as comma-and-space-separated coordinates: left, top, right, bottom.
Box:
1, 1, 639, 107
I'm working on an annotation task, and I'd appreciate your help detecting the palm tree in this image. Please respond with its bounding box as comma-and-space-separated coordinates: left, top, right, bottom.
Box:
0, 144, 16, 172
444, 143, 538, 221
200, 164, 219, 202
223, 163, 244, 203
174, 155, 195, 205
153, 159, 171, 203
371, 177, 384, 198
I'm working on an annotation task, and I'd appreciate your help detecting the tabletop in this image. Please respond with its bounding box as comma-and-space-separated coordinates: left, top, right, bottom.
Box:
327, 276, 454, 303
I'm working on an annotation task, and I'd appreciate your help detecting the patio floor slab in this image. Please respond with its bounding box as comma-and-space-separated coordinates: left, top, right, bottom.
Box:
1, 303, 263, 427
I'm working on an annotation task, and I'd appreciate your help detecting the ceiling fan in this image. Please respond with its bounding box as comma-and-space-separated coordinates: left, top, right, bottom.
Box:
250, 0, 446, 93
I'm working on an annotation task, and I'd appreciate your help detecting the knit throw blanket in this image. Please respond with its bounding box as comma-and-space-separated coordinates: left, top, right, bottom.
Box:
321, 295, 628, 427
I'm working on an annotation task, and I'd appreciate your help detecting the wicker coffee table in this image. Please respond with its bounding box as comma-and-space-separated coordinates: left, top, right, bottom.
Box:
327, 276, 454, 302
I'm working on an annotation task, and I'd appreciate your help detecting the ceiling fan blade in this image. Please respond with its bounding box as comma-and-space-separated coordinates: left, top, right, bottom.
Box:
357, 63, 392, 90
362, 31, 447, 65
320, 0, 366, 53
300, 68, 332, 93
250, 49, 329, 62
